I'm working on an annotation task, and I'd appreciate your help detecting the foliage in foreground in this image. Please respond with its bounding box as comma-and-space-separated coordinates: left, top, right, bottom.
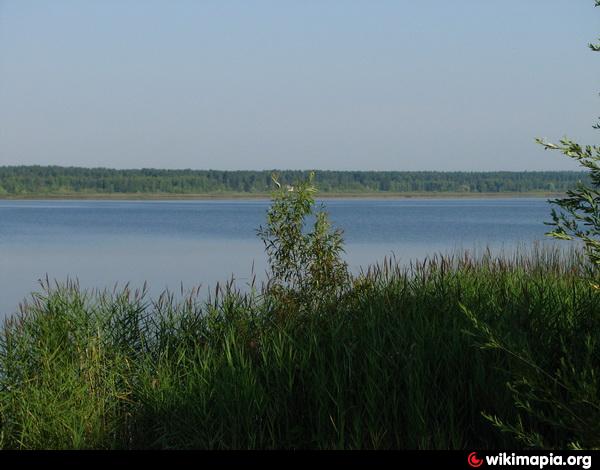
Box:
0, 246, 598, 450
537, 1, 600, 267
257, 171, 349, 311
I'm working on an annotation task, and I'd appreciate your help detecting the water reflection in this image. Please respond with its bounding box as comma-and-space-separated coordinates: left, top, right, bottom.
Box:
0, 198, 556, 317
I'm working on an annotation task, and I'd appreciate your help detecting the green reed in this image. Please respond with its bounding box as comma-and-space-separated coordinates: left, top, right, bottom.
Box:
0, 245, 598, 449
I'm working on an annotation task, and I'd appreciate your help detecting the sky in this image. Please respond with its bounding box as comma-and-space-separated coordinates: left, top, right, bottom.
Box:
0, 0, 598, 171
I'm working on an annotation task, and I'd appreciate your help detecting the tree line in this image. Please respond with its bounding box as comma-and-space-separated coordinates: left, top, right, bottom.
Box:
0, 166, 589, 195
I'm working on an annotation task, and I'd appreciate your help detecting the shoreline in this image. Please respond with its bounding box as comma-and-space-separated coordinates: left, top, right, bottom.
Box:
0, 191, 563, 201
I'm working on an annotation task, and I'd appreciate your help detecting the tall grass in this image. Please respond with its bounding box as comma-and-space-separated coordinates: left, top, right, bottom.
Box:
0, 246, 598, 449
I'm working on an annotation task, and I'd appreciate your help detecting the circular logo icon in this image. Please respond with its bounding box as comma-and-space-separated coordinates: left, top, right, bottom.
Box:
468, 452, 484, 468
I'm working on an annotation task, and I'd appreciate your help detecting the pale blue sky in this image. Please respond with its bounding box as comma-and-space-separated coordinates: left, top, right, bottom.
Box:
0, 0, 598, 170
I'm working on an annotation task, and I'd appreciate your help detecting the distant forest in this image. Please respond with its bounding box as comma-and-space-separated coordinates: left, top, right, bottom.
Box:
0, 166, 589, 196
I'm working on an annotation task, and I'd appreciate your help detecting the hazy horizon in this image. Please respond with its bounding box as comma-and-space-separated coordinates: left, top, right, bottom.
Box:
1, 1, 599, 172
0, 164, 589, 173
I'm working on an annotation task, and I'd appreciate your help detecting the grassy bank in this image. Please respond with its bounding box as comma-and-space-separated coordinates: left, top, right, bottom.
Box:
0, 246, 598, 449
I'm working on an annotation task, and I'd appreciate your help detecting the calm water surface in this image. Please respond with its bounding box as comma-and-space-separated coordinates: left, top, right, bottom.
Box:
0, 198, 557, 317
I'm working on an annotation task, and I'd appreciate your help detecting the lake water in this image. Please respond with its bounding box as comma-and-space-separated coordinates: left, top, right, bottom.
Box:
0, 198, 559, 317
